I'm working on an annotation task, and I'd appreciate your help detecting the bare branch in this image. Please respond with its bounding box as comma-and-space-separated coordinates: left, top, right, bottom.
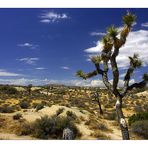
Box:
121, 54, 143, 96
123, 73, 148, 95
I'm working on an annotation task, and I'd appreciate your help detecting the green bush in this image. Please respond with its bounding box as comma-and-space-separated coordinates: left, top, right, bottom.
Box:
13, 113, 22, 120
0, 104, 15, 113
0, 85, 18, 94
35, 104, 44, 112
18, 122, 33, 136
128, 112, 148, 126
56, 108, 64, 116
131, 120, 148, 139
31, 115, 80, 139
19, 101, 30, 109
66, 111, 77, 120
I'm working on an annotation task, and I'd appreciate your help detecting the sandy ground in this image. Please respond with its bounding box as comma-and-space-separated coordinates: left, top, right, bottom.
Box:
136, 90, 148, 97
0, 133, 35, 140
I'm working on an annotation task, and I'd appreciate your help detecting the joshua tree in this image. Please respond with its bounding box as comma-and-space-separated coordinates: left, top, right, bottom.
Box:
92, 92, 103, 115
26, 84, 32, 96
76, 11, 148, 140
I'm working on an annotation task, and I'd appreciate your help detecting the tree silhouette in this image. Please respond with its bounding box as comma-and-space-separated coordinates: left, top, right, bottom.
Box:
27, 84, 32, 96
76, 11, 148, 140
92, 91, 103, 115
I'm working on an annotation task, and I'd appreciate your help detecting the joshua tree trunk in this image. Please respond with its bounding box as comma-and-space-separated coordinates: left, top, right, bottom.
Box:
97, 98, 103, 115
115, 98, 129, 140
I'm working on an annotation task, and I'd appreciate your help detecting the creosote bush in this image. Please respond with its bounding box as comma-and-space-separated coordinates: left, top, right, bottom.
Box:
19, 101, 30, 109
35, 104, 44, 112
13, 113, 22, 120
66, 111, 77, 120
0, 85, 18, 94
0, 104, 15, 113
128, 112, 148, 126
26, 115, 81, 139
131, 120, 148, 139
56, 108, 64, 116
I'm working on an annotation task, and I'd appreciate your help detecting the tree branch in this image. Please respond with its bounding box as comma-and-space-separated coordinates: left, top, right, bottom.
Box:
127, 80, 147, 91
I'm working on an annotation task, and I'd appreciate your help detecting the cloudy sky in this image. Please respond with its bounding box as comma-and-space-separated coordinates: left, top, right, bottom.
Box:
0, 8, 147, 86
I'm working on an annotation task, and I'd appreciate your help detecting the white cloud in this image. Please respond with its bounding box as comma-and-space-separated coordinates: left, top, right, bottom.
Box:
35, 67, 46, 70
85, 30, 148, 69
141, 22, 148, 27
40, 11, 69, 23
18, 57, 39, 65
61, 66, 70, 70
90, 32, 106, 36
18, 42, 39, 49
0, 69, 22, 77
0, 77, 136, 88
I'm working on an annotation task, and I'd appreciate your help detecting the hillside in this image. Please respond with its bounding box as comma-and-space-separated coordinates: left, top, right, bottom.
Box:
0, 85, 147, 140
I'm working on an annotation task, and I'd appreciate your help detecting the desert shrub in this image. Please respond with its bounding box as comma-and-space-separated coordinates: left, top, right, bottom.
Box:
134, 106, 143, 113
36, 104, 44, 112
31, 115, 80, 139
0, 104, 15, 113
143, 104, 148, 112
128, 112, 148, 126
19, 101, 30, 109
0, 85, 18, 94
97, 123, 109, 131
70, 99, 85, 108
104, 112, 116, 120
56, 108, 64, 116
131, 120, 148, 139
66, 111, 77, 120
13, 113, 22, 120
18, 122, 33, 136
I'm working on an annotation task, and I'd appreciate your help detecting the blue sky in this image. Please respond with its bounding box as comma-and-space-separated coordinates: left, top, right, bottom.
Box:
0, 8, 148, 86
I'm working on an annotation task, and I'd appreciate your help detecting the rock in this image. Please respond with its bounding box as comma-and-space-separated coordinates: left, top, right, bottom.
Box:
62, 128, 74, 140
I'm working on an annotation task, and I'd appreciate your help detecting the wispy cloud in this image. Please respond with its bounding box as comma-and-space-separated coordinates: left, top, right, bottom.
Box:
17, 42, 39, 49
0, 77, 135, 87
18, 57, 39, 65
35, 67, 47, 70
39, 11, 69, 23
90, 32, 106, 36
85, 29, 148, 69
141, 22, 148, 27
0, 69, 22, 77
61, 66, 70, 70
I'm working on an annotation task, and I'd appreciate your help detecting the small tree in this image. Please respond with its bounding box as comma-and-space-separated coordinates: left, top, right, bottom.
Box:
26, 84, 32, 96
76, 11, 148, 140
92, 92, 103, 115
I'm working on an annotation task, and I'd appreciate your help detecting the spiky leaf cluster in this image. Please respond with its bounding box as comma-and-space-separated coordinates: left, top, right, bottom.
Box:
101, 35, 113, 51
129, 53, 142, 68
90, 55, 102, 65
123, 11, 136, 27
76, 70, 86, 79
107, 25, 118, 40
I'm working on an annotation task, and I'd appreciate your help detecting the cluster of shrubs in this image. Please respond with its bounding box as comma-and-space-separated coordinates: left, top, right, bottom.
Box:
0, 104, 15, 113
128, 112, 148, 139
0, 85, 18, 94
19, 114, 80, 139
128, 112, 148, 126
131, 120, 148, 139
